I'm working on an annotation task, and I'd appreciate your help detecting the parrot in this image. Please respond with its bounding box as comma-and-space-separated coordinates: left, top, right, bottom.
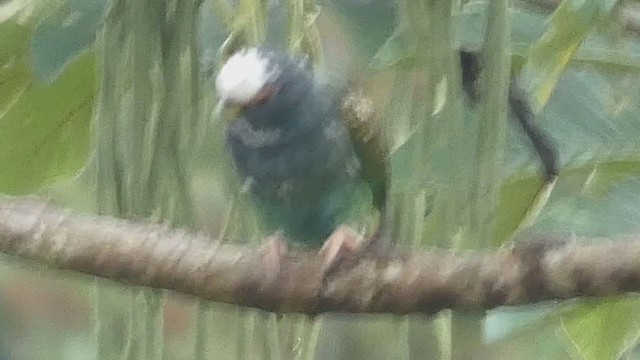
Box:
215, 47, 558, 264
215, 47, 388, 263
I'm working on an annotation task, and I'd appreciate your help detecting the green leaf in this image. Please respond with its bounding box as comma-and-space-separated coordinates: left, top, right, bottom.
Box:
518, 0, 618, 111
373, 1, 639, 73
0, 22, 31, 111
494, 64, 640, 243
494, 176, 546, 243
562, 298, 640, 360
506, 68, 640, 178
456, 2, 547, 51
369, 27, 415, 70
456, 2, 640, 73
533, 174, 640, 238
31, 0, 108, 83
0, 51, 95, 195
329, 0, 396, 59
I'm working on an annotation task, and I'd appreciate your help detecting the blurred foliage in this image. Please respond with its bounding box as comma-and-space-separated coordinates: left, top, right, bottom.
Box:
90, 0, 206, 359
1, 0, 640, 359
0, 1, 96, 195
562, 297, 640, 360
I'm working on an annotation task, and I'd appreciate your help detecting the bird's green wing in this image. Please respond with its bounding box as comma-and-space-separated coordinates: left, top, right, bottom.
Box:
341, 88, 389, 211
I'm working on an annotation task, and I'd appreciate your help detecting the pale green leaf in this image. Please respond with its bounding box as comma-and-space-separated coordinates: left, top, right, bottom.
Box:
519, 0, 618, 111
0, 52, 95, 194
31, 0, 108, 83
562, 299, 640, 360
369, 27, 414, 70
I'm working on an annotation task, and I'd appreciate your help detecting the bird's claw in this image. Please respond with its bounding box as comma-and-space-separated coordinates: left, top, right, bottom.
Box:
319, 225, 364, 272
261, 232, 288, 282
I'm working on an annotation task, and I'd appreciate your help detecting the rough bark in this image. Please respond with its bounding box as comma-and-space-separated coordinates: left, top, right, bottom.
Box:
1, 198, 639, 314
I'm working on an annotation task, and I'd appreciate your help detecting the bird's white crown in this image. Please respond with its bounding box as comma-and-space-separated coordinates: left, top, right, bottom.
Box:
215, 47, 279, 104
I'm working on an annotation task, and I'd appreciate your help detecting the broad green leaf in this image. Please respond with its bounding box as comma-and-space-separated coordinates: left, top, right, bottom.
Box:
503, 155, 640, 280
504, 68, 640, 180
369, 27, 415, 70
456, 2, 640, 73
496, 160, 640, 247
0, 22, 31, 111
329, 0, 396, 59
456, 2, 546, 51
31, 0, 108, 83
494, 176, 546, 243
0, 52, 95, 195
531, 176, 640, 238
0, 0, 37, 23
0, 3, 96, 196
518, 0, 618, 111
388, 65, 640, 246
372, 2, 640, 73
562, 298, 640, 360
490, 59, 640, 244
388, 67, 640, 245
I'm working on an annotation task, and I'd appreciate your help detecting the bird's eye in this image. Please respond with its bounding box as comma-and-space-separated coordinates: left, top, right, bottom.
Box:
244, 85, 278, 107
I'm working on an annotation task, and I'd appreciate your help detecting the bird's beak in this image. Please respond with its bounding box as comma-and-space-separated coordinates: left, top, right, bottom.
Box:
215, 98, 242, 121
215, 85, 277, 121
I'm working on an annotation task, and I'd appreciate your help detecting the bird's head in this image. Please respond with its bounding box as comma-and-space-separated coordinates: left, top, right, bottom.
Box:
215, 47, 313, 125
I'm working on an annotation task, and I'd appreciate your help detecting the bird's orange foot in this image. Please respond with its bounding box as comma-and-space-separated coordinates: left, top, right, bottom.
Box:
319, 225, 364, 271
261, 232, 288, 282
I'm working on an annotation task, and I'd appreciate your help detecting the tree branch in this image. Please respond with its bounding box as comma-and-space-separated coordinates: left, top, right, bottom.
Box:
0, 197, 639, 314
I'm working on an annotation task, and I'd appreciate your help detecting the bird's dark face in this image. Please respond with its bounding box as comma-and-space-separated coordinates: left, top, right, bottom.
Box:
216, 48, 312, 128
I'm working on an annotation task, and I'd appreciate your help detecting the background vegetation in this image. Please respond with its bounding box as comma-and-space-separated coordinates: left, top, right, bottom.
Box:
2, 0, 640, 359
